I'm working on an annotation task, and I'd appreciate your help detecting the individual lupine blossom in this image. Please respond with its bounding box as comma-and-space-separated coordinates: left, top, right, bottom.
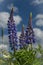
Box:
7, 8, 18, 50
19, 25, 26, 48
25, 12, 35, 44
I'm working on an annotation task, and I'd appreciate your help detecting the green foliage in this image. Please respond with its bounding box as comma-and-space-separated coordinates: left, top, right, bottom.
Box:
0, 44, 43, 65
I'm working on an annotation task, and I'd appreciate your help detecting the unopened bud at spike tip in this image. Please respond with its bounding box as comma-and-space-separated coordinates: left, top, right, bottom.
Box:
10, 7, 14, 14
22, 24, 24, 29
30, 12, 32, 17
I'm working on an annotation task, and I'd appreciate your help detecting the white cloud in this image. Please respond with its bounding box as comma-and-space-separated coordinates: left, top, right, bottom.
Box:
17, 32, 21, 37
36, 19, 43, 26
35, 14, 43, 19
0, 44, 8, 50
0, 12, 22, 28
34, 28, 43, 39
14, 15, 22, 25
7, 4, 18, 13
0, 12, 9, 28
34, 14, 43, 27
0, 35, 9, 50
17, 32, 21, 44
34, 28, 43, 47
32, 0, 43, 5
0, 35, 9, 44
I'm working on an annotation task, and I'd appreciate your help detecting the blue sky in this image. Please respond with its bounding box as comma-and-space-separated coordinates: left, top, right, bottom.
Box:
0, 0, 43, 49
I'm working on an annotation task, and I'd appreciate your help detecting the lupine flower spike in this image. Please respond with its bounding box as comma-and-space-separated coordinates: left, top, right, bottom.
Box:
19, 24, 25, 48
25, 12, 35, 45
7, 8, 18, 51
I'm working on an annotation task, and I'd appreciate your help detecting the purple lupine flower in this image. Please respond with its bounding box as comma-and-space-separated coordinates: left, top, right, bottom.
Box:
7, 8, 18, 51
25, 12, 35, 44
19, 25, 26, 48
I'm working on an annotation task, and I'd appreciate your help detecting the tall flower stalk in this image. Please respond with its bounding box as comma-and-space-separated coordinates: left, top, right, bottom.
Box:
19, 25, 25, 48
1, 27, 4, 44
25, 12, 35, 45
7, 8, 18, 51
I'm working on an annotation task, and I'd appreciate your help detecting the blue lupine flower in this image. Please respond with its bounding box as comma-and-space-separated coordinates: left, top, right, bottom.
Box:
19, 43, 23, 49
19, 25, 26, 48
7, 8, 18, 51
25, 12, 35, 44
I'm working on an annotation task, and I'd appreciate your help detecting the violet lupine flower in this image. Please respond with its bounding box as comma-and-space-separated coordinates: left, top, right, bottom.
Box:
25, 12, 35, 44
19, 25, 26, 48
7, 8, 18, 50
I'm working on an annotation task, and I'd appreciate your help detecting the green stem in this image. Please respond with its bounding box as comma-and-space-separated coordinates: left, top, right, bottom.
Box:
10, 62, 11, 65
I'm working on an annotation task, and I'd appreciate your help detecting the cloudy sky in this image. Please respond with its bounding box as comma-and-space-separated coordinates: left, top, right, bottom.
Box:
0, 0, 43, 49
